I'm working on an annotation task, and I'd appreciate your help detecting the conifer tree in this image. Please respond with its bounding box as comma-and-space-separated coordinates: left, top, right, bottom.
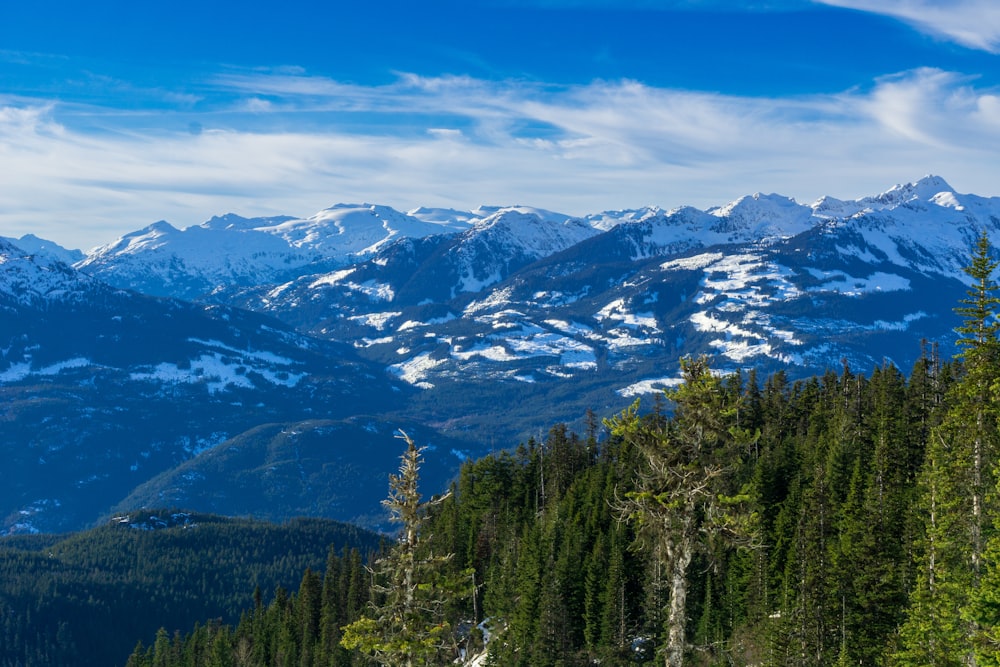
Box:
970, 232, 1000, 664
606, 356, 758, 667
898, 230, 1000, 665
339, 431, 467, 667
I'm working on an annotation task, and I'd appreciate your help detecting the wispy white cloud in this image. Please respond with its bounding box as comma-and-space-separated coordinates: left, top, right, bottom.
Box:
1, 68, 998, 249
816, 0, 1000, 52
859, 68, 1000, 144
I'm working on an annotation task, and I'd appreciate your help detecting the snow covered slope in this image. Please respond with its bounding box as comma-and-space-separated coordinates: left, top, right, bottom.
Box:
258, 204, 453, 256
0, 238, 104, 307
204, 205, 606, 316
449, 207, 602, 292
812, 176, 1000, 280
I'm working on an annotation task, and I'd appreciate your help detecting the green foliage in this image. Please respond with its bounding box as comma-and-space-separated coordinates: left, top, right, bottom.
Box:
896, 232, 1000, 665
605, 357, 758, 667
340, 431, 471, 666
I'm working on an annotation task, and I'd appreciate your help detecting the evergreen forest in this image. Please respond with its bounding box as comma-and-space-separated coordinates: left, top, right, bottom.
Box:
13, 233, 1000, 666
0, 512, 381, 667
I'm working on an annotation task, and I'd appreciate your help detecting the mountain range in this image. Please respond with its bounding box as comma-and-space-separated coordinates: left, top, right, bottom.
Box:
2, 175, 996, 534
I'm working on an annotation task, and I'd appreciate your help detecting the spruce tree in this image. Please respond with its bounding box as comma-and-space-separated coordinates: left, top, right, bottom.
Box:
339, 431, 467, 666
897, 231, 1000, 665
606, 356, 758, 667
970, 230, 1000, 664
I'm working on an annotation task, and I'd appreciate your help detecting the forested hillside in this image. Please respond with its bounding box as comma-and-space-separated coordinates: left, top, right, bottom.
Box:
127, 349, 952, 666
0, 512, 381, 667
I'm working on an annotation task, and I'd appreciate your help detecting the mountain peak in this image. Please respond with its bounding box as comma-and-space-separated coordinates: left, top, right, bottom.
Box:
202, 213, 253, 230
872, 175, 955, 207
199, 213, 297, 231
0, 234, 85, 265
911, 174, 954, 195
710, 192, 801, 217
145, 220, 179, 235
706, 192, 814, 240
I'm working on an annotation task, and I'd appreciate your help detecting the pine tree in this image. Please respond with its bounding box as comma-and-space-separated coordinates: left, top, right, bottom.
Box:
340, 431, 468, 667
606, 356, 758, 667
296, 568, 322, 667
956, 231, 1000, 592
898, 231, 1000, 665
969, 230, 1000, 664
838, 364, 911, 664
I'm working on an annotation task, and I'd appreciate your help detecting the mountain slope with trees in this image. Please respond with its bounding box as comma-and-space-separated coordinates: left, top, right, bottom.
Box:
123, 235, 1000, 666
128, 341, 957, 665
0, 512, 381, 667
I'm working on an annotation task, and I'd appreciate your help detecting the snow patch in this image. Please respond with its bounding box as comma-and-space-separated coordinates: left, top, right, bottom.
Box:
350, 312, 402, 331
617, 377, 685, 397
310, 268, 356, 288
806, 269, 911, 295
595, 299, 660, 332
388, 353, 447, 389
130, 351, 304, 393
661, 252, 725, 272
464, 287, 516, 315
0, 358, 93, 383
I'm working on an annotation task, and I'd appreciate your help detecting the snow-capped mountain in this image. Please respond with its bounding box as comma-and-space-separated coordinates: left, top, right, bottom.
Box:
207, 176, 998, 412
200, 205, 608, 320
75, 218, 319, 299
78, 176, 1000, 403
0, 234, 84, 265
5, 175, 1000, 535
252, 203, 456, 256
76, 205, 461, 299
581, 193, 816, 259
0, 238, 103, 307
445, 207, 602, 293
809, 176, 1000, 280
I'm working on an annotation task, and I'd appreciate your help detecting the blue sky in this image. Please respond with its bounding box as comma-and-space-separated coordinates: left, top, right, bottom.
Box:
1, 0, 998, 249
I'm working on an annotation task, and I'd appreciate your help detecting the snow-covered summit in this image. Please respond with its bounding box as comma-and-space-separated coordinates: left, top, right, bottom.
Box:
21, 174, 995, 301
86, 220, 183, 257
261, 203, 450, 257
199, 213, 297, 231
74, 204, 461, 299
407, 206, 478, 230
0, 234, 84, 265
450, 207, 601, 293
808, 176, 1000, 281
813, 175, 971, 219
473, 205, 577, 226
809, 195, 863, 220
466, 207, 598, 254
0, 239, 99, 306
76, 219, 313, 298
583, 207, 665, 232
867, 175, 956, 209
707, 192, 815, 241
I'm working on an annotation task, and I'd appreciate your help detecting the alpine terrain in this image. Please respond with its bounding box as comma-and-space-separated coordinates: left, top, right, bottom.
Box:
1, 175, 996, 534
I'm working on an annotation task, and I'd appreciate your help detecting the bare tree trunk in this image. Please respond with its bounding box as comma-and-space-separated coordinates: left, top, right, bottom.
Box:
665, 527, 694, 667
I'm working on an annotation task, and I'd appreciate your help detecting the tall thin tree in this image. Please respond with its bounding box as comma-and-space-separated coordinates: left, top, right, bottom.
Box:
607, 356, 758, 667
340, 431, 467, 667
897, 231, 1000, 666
